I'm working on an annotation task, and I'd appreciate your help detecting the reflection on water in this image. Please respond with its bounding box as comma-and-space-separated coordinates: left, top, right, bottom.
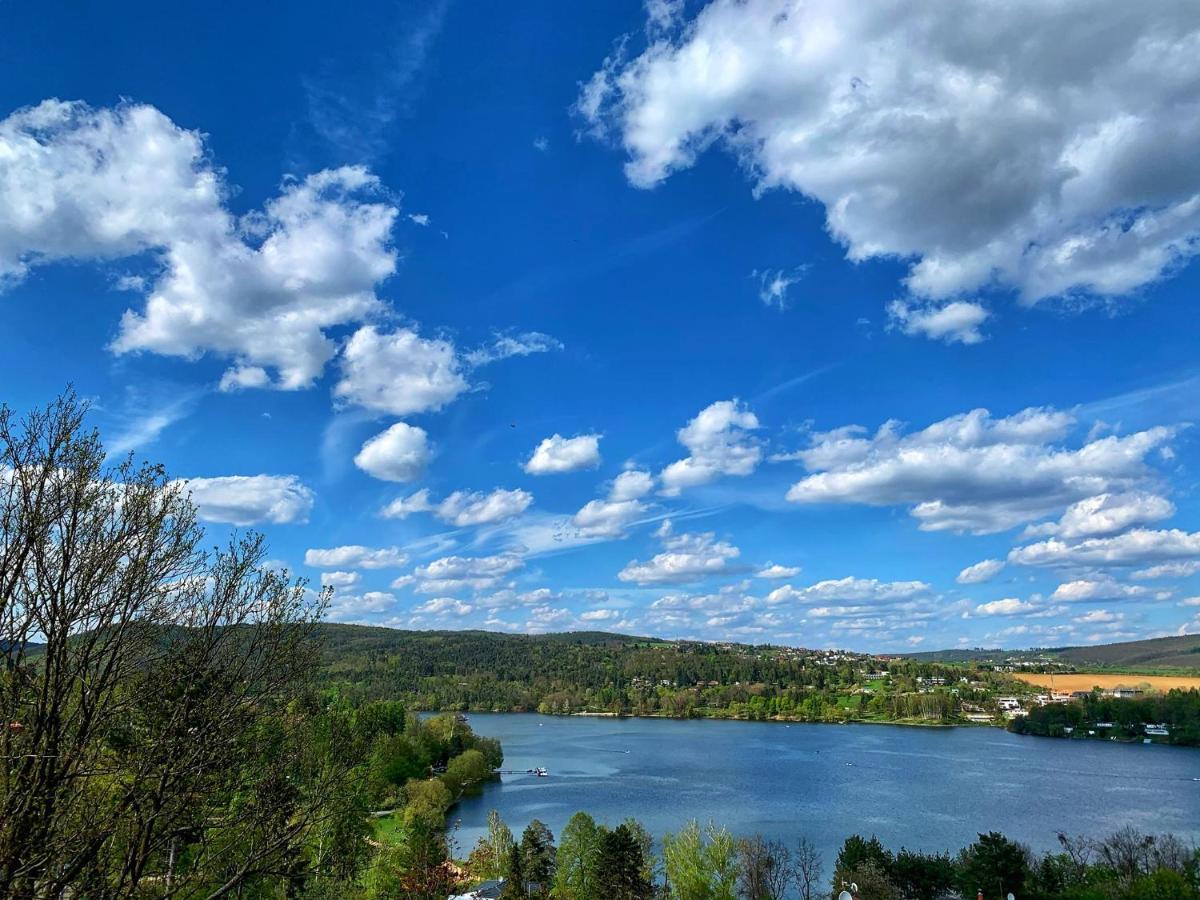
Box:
448, 714, 1200, 860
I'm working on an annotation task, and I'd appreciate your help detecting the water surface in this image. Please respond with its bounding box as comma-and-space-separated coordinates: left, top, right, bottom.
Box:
449, 714, 1200, 860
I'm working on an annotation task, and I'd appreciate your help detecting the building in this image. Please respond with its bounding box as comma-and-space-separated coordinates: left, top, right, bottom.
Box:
1109, 686, 1144, 699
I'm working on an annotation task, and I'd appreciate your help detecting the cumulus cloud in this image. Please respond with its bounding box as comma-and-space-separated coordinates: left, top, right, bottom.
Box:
580, 1, 1200, 310
1011, 528, 1200, 568
609, 469, 655, 501
785, 407, 1174, 533
414, 597, 474, 616
1050, 577, 1152, 602
334, 325, 467, 417
1028, 492, 1175, 540
0, 100, 403, 388
974, 598, 1038, 617
660, 400, 761, 495
402, 554, 524, 594
766, 576, 929, 605
570, 468, 656, 539
353, 422, 432, 482
756, 563, 801, 579
382, 487, 532, 526
618, 521, 740, 584
1134, 560, 1200, 580
320, 570, 361, 589
957, 559, 1005, 585
524, 433, 603, 475
304, 545, 408, 569
180, 474, 314, 525
888, 300, 989, 345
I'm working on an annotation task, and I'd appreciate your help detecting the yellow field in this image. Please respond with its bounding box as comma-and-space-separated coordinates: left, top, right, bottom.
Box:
1013, 672, 1200, 692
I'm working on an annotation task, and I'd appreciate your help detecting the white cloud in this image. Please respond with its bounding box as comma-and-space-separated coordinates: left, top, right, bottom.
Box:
618, 522, 740, 584
524, 433, 603, 475
1033, 492, 1175, 540
766, 576, 929, 605
581, 2, 1200, 308
1050, 577, 1151, 602
402, 554, 524, 594
572, 498, 646, 539
609, 469, 655, 501
580, 608, 620, 622
786, 407, 1174, 533
888, 300, 989, 345
334, 325, 467, 417
752, 267, 806, 310
660, 400, 761, 495
180, 474, 314, 525
1076, 609, 1120, 624
568, 468, 656, 539
379, 488, 435, 519
1011, 528, 1200, 568
1180, 597, 1200, 607
354, 422, 432, 482
1134, 560, 1200, 580
974, 598, 1037, 617
957, 559, 1005, 585
756, 563, 801, 579
414, 597, 474, 616
325, 590, 397, 622
320, 570, 361, 589
380, 487, 532, 526
465, 331, 562, 367
304, 545, 408, 569
0, 100, 407, 388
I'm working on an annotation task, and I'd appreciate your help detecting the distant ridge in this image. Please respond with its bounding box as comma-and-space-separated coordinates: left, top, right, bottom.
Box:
904, 633, 1200, 670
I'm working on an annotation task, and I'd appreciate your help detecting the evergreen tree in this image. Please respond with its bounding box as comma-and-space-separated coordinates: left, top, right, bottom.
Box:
519, 819, 556, 896
595, 823, 655, 899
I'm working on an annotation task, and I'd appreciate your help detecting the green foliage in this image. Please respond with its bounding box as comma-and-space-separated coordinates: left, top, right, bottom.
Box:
1012, 690, 1200, 746
520, 819, 557, 896
469, 809, 516, 881
596, 823, 656, 899
312, 625, 1026, 725
662, 820, 740, 899
553, 812, 604, 899
956, 832, 1032, 900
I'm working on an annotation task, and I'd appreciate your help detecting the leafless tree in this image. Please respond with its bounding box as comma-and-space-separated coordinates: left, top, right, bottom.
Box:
0, 391, 330, 897
793, 836, 823, 900
738, 835, 793, 899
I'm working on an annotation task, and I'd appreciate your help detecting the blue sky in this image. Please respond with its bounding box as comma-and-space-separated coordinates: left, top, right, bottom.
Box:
3, 0, 1200, 650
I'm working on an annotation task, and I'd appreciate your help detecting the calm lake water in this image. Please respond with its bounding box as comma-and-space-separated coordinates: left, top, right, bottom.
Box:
449, 714, 1200, 860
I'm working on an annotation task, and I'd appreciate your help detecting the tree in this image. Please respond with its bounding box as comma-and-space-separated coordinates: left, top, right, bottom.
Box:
365, 817, 452, 900
738, 836, 793, 899
957, 832, 1031, 900
595, 823, 655, 899
520, 819, 556, 896
662, 820, 740, 899
470, 810, 515, 881
0, 391, 330, 897
891, 848, 955, 900
404, 778, 453, 830
793, 837, 823, 900
499, 843, 526, 900
553, 812, 604, 899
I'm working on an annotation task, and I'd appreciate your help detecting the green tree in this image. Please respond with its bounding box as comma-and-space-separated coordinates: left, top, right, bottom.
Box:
662, 820, 740, 899
957, 832, 1031, 900
553, 812, 604, 899
595, 823, 655, 899
404, 778, 452, 830
500, 843, 526, 899
520, 819, 557, 896
469, 810, 515, 881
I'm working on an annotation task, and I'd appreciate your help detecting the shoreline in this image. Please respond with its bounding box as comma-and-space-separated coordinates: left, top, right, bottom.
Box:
419, 707, 984, 730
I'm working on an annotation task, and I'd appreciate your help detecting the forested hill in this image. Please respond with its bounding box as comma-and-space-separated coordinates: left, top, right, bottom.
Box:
312, 625, 1021, 722
905, 633, 1200, 670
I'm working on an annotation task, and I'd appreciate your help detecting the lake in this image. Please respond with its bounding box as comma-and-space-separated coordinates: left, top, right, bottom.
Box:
448, 714, 1200, 861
